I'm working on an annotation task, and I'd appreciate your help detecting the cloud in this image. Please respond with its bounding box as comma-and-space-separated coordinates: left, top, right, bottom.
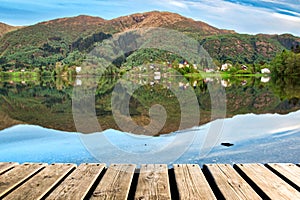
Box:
178, 0, 300, 35
276, 8, 300, 17
150, 0, 189, 10
0, 5, 39, 25
0, 0, 299, 35
168, 0, 189, 9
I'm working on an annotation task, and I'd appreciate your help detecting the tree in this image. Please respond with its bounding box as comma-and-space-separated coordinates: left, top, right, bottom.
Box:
0, 57, 7, 65
292, 44, 300, 54
271, 50, 300, 76
55, 62, 63, 76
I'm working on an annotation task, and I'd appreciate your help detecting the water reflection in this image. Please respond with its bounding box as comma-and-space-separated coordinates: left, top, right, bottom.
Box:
1, 75, 300, 134
261, 76, 270, 83
0, 110, 299, 165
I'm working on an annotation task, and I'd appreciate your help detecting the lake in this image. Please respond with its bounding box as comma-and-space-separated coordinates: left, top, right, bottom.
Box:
0, 74, 300, 166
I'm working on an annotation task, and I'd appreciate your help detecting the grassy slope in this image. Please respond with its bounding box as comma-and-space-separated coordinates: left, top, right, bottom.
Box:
0, 11, 299, 70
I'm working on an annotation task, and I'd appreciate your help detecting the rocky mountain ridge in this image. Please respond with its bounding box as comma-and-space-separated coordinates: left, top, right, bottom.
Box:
0, 11, 299, 69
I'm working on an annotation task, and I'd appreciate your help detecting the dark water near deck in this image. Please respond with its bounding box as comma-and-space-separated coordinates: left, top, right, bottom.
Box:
0, 75, 300, 165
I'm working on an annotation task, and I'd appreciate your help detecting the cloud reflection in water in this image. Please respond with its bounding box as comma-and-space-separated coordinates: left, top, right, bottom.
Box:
0, 110, 299, 166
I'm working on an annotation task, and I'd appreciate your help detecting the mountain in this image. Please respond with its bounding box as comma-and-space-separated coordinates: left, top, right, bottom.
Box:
0, 111, 23, 130
108, 11, 235, 35
1, 76, 300, 133
201, 33, 294, 64
0, 11, 299, 70
0, 15, 111, 69
0, 22, 21, 37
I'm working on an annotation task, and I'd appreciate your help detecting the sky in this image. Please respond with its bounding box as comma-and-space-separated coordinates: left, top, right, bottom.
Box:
1, 110, 300, 164
0, 0, 300, 35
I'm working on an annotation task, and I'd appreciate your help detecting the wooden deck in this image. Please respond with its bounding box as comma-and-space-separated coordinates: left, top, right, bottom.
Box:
0, 162, 300, 199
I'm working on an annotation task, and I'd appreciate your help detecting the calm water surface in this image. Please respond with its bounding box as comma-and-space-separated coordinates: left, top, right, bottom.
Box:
0, 75, 300, 166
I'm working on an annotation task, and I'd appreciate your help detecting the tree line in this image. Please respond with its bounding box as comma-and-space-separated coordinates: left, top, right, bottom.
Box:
270, 45, 300, 76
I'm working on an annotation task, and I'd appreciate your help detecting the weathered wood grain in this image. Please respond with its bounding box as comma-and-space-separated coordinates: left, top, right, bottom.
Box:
0, 163, 46, 198
91, 164, 136, 200
0, 162, 18, 174
134, 164, 171, 200
46, 163, 105, 200
3, 163, 75, 200
235, 163, 300, 199
204, 164, 261, 200
174, 164, 216, 200
0, 162, 299, 199
266, 163, 300, 190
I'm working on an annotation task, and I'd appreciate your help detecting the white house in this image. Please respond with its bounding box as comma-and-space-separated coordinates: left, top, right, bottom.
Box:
221, 79, 231, 87
241, 65, 248, 70
75, 79, 82, 86
193, 80, 197, 87
178, 82, 184, 88
204, 77, 214, 83
204, 68, 215, 73
193, 64, 197, 70
221, 63, 232, 71
154, 72, 161, 80
261, 68, 271, 74
76, 67, 82, 73
261, 76, 270, 83
178, 63, 184, 69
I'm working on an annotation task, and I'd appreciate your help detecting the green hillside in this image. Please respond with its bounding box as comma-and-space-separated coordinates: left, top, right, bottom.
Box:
0, 11, 299, 73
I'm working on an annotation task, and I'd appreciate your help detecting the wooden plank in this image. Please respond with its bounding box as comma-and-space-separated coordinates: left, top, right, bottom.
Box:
0, 163, 46, 198
3, 163, 75, 200
266, 163, 300, 190
204, 164, 261, 200
135, 164, 171, 200
174, 164, 216, 200
91, 164, 136, 200
235, 163, 300, 199
0, 162, 18, 174
46, 163, 105, 200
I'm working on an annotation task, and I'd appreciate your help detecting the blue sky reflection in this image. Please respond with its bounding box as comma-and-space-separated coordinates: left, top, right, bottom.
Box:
0, 110, 299, 166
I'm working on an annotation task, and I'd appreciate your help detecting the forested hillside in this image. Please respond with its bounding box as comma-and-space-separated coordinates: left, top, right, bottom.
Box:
0, 11, 299, 73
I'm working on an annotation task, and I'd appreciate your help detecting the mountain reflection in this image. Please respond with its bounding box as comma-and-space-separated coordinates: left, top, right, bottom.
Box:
1, 75, 300, 134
